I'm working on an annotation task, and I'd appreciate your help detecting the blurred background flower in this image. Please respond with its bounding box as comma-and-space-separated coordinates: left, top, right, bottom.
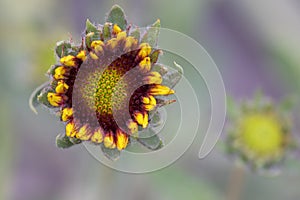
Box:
225, 93, 296, 173
1, 0, 300, 200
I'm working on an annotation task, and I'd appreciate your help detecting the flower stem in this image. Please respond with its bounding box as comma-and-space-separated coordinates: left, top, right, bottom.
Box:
225, 164, 246, 200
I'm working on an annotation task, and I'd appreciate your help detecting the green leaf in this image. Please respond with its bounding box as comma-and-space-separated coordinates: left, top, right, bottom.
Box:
149, 49, 161, 64
156, 98, 176, 107
86, 19, 98, 33
227, 96, 238, 119
106, 5, 127, 30
55, 41, 72, 58
70, 138, 82, 145
151, 63, 168, 76
56, 134, 76, 149
137, 128, 163, 150
29, 82, 50, 114
279, 96, 296, 111
102, 23, 111, 41
141, 19, 161, 47
101, 144, 121, 161
149, 110, 163, 127
162, 61, 183, 88
130, 28, 140, 40
85, 19, 101, 49
37, 87, 53, 108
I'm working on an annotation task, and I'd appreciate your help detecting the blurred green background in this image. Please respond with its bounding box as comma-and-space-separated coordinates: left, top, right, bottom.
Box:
1, 0, 300, 199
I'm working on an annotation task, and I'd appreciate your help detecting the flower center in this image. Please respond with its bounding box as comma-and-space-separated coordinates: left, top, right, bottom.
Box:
81, 63, 129, 116
239, 114, 283, 157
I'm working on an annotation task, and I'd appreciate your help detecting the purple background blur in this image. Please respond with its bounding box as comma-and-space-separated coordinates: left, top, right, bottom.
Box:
0, 0, 300, 200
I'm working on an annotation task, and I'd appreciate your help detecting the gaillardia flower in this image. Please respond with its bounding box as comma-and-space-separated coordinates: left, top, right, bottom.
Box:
226, 94, 296, 171
30, 5, 181, 159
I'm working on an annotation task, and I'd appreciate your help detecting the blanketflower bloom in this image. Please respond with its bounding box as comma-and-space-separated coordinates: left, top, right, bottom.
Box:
30, 5, 182, 159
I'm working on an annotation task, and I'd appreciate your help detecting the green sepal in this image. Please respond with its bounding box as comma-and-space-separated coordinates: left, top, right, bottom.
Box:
86, 19, 98, 33
102, 23, 111, 41
56, 134, 76, 149
156, 98, 176, 107
130, 28, 140, 41
279, 96, 296, 112
47, 65, 58, 76
100, 144, 121, 161
149, 110, 164, 128
149, 49, 161, 64
141, 19, 161, 47
137, 128, 163, 150
227, 96, 239, 119
29, 82, 50, 114
162, 61, 183, 89
106, 5, 127, 30
37, 87, 54, 108
55, 41, 72, 58
85, 19, 101, 49
151, 63, 168, 76
70, 137, 82, 145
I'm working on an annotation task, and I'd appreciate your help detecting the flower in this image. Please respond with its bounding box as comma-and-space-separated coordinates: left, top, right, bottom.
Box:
226, 93, 296, 171
29, 5, 181, 159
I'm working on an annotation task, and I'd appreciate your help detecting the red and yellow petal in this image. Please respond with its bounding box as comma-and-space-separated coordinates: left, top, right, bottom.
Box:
76, 124, 91, 140
61, 107, 73, 122
91, 128, 104, 143
134, 111, 149, 128
66, 120, 77, 137
127, 119, 138, 134
60, 55, 76, 67
91, 40, 104, 53
47, 92, 67, 107
113, 24, 122, 35
142, 95, 157, 111
139, 57, 151, 72
138, 43, 152, 58
116, 129, 129, 150
104, 132, 116, 149
148, 85, 175, 96
53, 66, 69, 80
76, 50, 87, 61
143, 71, 162, 84
55, 80, 69, 94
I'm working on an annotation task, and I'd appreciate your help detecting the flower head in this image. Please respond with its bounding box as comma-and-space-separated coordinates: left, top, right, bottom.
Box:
226, 93, 296, 172
30, 5, 181, 159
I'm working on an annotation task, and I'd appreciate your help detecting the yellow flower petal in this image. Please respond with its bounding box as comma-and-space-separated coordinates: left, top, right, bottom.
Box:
106, 38, 118, 49
76, 50, 87, 61
113, 24, 122, 34
138, 43, 152, 58
104, 133, 116, 149
124, 36, 138, 51
90, 52, 99, 60
142, 95, 157, 111
116, 31, 127, 41
91, 128, 103, 143
127, 120, 138, 134
134, 112, 148, 128
47, 92, 66, 107
66, 121, 77, 137
61, 107, 73, 122
91, 40, 104, 53
139, 57, 151, 72
116, 129, 128, 150
55, 81, 69, 94
54, 66, 69, 80
143, 71, 162, 84
149, 85, 175, 96
60, 55, 76, 67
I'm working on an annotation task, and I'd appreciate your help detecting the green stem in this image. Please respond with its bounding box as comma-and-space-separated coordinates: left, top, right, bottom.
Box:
225, 164, 246, 200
